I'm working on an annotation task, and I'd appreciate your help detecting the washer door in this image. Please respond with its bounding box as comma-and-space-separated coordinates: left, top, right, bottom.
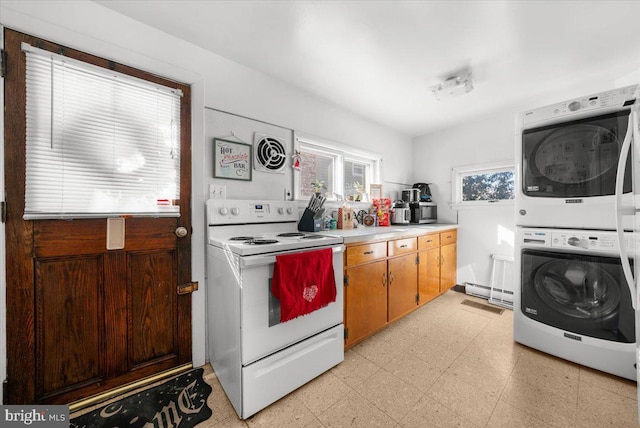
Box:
534, 259, 620, 320
521, 249, 634, 343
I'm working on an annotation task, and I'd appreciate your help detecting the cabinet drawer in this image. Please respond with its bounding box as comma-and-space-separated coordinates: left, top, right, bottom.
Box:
346, 242, 386, 266
388, 237, 417, 257
418, 233, 439, 250
440, 230, 457, 245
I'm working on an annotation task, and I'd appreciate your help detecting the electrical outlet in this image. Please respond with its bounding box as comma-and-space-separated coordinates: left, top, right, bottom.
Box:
209, 184, 226, 199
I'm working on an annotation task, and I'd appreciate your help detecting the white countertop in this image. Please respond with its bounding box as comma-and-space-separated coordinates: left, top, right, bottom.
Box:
318, 224, 458, 244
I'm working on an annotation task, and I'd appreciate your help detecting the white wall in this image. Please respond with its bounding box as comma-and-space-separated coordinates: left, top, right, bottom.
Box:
412, 106, 519, 290
0, 0, 413, 401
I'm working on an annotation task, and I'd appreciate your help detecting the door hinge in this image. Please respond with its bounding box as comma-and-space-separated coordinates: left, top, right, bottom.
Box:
1, 49, 6, 79
177, 281, 198, 295
344, 328, 349, 340
416, 255, 420, 265
344, 274, 349, 286
1, 201, 6, 223
416, 294, 420, 304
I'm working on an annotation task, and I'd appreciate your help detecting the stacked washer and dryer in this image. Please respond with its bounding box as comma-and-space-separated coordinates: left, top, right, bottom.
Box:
514, 85, 640, 382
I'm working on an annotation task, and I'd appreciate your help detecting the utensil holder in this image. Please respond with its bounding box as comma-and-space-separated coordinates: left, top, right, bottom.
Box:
298, 208, 322, 232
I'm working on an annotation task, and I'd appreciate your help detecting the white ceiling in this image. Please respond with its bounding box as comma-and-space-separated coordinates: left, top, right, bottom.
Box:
95, 0, 640, 137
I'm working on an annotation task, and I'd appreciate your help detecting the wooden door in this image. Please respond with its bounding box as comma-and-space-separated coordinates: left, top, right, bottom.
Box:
4, 29, 193, 404
418, 248, 441, 304
344, 260, 387, 347
440, 243, 457, 292
387, 254, 418, 322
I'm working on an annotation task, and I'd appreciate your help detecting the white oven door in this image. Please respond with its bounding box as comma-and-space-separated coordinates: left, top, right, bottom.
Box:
238, 245, 344, 365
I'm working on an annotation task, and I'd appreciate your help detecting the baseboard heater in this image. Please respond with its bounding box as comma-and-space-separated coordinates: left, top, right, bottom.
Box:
464, 282, 514, 309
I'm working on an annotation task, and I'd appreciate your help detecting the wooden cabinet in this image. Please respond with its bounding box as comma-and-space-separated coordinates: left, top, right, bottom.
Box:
440, 238, 457, 291
344, 257, 388, 347
417, 230, 457, 305
344, 231, 457, 348
388, 253, 418, 322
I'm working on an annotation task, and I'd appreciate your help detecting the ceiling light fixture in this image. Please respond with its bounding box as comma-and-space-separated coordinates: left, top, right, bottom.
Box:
430, 69, 474, 100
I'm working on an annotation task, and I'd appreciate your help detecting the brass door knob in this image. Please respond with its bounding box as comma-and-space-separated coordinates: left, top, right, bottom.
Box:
175, 226, 188, 238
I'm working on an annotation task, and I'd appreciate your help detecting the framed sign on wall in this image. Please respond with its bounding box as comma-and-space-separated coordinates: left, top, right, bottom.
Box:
370, 184, 382, 200
213, 138, 252, 181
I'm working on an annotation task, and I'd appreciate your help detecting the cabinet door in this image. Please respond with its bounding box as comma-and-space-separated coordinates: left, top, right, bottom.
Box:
345, 260, 388, 347
388, 254, 418, 322
419, 247, 441, 305
440, 243, 457, 292
418, 247, 440, 305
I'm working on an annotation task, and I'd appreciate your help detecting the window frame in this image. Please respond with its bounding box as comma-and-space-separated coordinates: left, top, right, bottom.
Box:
294, 132, 381, 201
451, 160, 515, 208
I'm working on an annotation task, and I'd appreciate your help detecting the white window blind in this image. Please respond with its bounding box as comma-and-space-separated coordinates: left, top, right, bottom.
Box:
23, 43, 182, 219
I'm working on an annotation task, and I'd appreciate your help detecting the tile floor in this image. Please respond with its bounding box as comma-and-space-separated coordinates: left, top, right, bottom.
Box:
199, 290, 639, 427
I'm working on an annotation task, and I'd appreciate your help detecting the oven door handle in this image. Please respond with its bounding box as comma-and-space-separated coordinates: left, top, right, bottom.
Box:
240, 245, 344, 268
615, 109, 636, 310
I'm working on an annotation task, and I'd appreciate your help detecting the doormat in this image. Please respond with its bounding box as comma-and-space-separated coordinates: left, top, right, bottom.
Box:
70, 368, 212, 428
451, 284, 466, 293
461, 299, 505, 315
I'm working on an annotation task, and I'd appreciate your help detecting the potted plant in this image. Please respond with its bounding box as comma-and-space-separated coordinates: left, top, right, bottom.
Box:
352, 181, 365, 201
311, 179, 325, 195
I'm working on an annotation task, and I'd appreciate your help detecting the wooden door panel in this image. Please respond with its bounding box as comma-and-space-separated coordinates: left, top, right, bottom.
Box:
35, 256, 104, 398
34, 220, 106, 257
388, 254, 418, 322
421, 247, 441, 300
345, 260, 387, 347
129, 251, 177, 367
424, 247, 441, 294
440, 244, 457, 291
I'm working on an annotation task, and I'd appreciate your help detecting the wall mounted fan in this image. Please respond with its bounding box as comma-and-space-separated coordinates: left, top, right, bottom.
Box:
253, 133, 287, 173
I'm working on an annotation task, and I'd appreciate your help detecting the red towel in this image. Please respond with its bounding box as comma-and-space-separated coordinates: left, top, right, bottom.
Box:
271, 248, 337, 323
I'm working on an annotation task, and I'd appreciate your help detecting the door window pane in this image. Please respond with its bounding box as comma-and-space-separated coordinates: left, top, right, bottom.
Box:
24, 44, 182, 219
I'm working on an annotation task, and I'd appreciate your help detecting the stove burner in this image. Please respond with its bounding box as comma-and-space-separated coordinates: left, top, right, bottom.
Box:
300, 235, 324, 240
277, 232, 305, 237
246, 239, 279, 245
229, 236, 255, 241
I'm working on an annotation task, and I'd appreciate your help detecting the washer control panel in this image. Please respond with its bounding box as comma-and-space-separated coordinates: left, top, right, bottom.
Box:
520, 228, 635, 254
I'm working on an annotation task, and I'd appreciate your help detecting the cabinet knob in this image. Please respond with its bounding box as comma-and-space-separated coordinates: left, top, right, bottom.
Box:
388, 272, 394, 285
400, 244, 407, 248
364, 250, 374, 255
382, 273, 387, 286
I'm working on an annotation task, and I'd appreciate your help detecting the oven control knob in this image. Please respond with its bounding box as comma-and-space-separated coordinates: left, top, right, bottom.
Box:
286, 207, 294, 215
231, 207, 240, 216
278, 207, 285, 214
568, 101, 581, 111
219, 207, 229, 215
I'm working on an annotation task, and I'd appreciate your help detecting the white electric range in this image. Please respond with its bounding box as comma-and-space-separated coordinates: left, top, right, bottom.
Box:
206, 199, 344, 419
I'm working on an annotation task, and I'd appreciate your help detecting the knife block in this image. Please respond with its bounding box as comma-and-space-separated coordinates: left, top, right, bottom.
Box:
298, 208, 322, 232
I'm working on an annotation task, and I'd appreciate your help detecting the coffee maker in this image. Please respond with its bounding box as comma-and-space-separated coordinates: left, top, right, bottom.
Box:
412, 183, 432, 202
